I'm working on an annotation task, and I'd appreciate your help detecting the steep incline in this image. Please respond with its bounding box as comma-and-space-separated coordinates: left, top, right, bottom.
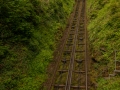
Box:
43, 0, 90, 90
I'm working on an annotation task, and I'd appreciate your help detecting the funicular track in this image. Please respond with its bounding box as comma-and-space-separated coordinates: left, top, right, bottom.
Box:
43, 0, 89, 90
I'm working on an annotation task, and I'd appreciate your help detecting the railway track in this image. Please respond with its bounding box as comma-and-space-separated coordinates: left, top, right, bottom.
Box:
43, 0, 89, 90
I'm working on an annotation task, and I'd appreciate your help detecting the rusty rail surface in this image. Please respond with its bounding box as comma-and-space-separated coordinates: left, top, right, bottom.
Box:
43, 0, 89, 90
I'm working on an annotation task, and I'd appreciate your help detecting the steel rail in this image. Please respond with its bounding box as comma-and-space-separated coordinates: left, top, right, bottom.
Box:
84, 0, 88, 89
46, 2, 78, 90
65, 0, 82, 90
44, 0, 89, 89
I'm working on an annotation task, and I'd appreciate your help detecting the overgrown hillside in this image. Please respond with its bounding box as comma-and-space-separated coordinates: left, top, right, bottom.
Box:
0, 0, 74, 89
87, 0, 120, 89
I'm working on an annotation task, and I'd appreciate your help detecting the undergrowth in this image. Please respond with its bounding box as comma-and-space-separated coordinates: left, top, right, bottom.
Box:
87, 0, 120, 89
0, 0, 74, 89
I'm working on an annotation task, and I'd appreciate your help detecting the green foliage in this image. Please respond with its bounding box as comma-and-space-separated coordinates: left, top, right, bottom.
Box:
88, 0, 120, 63
87, 0, 120, 89
0, 0, 74, 90
97, 77, 120, 90
0, 0, 34, 43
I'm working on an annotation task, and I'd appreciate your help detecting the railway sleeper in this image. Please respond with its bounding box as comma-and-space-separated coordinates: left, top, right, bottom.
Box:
78, 43, 85, 45
65, 45, 72, 49
70, 31, 75, 33
64, 50, 72, 53
73, 20, 77, 23
70, 28, 75, 31
78, 34, 84, 36
75, 12, 78, 14
78, 29, 84, 31
79, 30, 85, 32
66, 43, 73, 45
79, 37, 84, 40
74, 71, 86, 73
54, 85, 90, 89
54, 84, 65, 88
71, 86, 90, 89
67, 38, 73, 42
71, 26, 76, 28
80, 22, 84, 24
80, 24, 84, 26
69, 34, 74, 37
73, 18, 77, 19
69, 33, 74, 35
69, 33, 75, 35
76, 50, 85, 52
78, 43, 85, 46
63, 53, 71, 56
67, 42, 73, 44
68, 38, 73, 40
72, 20, 77, 23
58, 70, 68, 74
80, 26, 84, 28
80, 19, 84, 21
79, 32, 85, 34
73, 19, 77, 21
75, 10, 79, 12
80, 17, 84, 19
75, 60, 84, 63
61, 59, 70, 63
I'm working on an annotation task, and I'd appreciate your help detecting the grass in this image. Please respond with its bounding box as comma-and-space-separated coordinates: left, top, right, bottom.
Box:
87, 0, 120, 89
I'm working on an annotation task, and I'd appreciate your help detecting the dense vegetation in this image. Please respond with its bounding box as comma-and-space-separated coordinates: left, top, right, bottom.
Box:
0, 0, 74, 89
87, 0, 120, 89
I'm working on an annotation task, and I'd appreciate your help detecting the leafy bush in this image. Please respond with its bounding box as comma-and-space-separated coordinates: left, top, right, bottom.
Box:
87, 0, 120, 89
0, 0, 74, 89
97, 77, 120, 90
